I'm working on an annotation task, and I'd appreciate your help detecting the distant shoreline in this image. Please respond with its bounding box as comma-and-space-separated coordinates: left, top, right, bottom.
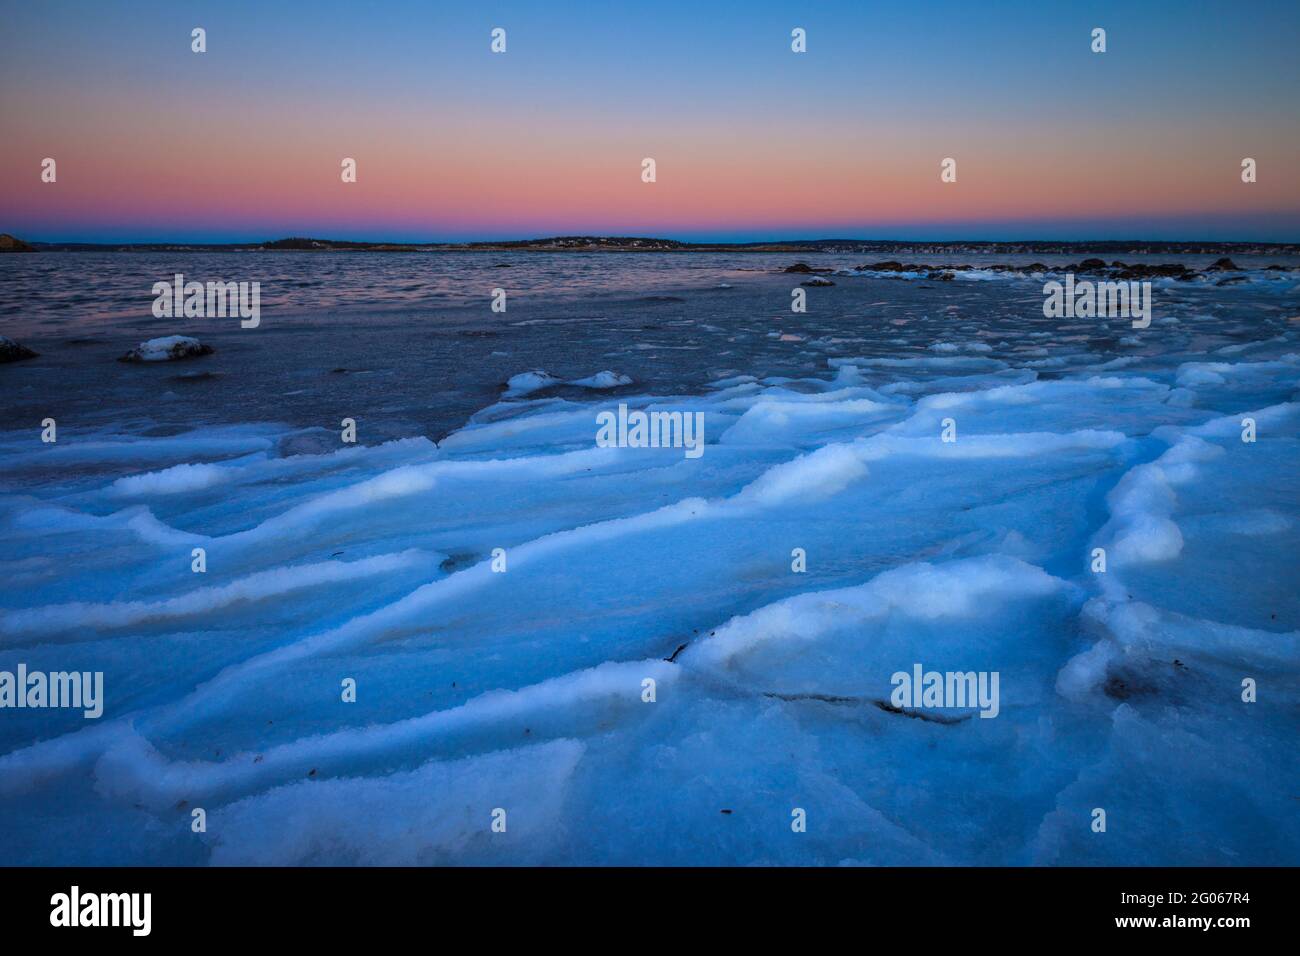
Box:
5, 235, 1300, 255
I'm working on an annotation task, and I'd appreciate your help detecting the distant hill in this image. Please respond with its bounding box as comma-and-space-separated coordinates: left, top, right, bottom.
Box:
0, 234, 34, 253
466, 236, 688, 251
12, 234, 1300, 255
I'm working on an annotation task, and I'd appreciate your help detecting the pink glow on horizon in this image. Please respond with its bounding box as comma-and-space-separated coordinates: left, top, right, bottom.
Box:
3, 88, 1296, 240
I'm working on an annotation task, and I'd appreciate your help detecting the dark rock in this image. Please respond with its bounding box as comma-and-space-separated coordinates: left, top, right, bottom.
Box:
0, 234, 34, 253
926, 271, 955, 281
0, 336, 38, 363
800, 277, 835, 287
1113, 263, 1192, 280
1205, 257, 1239, 271
1078, 258, 1108, 271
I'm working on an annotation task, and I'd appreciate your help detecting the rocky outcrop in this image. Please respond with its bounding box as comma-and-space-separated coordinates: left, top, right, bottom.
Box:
119, 335, 214, 362
1111, 263, 1194, 280
838, 259, 1240, 282
0, 336, 38, 362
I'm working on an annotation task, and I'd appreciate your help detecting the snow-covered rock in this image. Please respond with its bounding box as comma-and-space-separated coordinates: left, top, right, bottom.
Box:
568, 370, 633, 390
504, 369, 632, 398
119, 335, 214, 363
503, 370, 563, 397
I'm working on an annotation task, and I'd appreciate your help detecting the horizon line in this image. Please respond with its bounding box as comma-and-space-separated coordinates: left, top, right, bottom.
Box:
11, 233, 1300, 249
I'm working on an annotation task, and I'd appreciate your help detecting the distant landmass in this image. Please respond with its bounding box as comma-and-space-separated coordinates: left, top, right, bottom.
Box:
5, 233, 1299, 255
0, 233, 35, 252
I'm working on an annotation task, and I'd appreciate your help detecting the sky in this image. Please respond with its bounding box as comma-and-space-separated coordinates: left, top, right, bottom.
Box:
1, 0, 1298, 243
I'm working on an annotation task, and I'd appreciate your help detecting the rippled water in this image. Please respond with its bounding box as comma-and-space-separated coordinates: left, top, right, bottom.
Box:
2, 250, 779, 332
5, 250, 1299, 334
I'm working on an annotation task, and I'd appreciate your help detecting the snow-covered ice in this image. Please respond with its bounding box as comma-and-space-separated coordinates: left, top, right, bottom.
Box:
1, 273, 1297, 866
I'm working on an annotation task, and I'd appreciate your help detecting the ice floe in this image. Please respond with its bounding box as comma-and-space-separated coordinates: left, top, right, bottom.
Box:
1, 319, 1297, 866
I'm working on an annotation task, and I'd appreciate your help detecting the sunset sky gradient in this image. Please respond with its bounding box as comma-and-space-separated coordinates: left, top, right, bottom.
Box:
2, 0, 1298, 242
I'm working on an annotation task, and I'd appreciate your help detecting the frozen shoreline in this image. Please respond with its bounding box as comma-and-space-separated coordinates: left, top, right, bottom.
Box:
1, 263, 1298, 865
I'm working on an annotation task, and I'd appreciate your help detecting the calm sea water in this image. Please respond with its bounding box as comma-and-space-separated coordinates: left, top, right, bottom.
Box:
5, 249, 1300, 335
3, 248, 1298, 463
